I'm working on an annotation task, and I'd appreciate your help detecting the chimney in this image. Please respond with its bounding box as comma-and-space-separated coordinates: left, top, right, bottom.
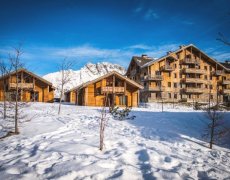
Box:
167, 51, 172, 55
142, 54, 148, 58
179, 45, 185, 49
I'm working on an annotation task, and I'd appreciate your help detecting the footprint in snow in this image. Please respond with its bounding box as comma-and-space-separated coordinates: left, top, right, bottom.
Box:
6, 167, 20, 175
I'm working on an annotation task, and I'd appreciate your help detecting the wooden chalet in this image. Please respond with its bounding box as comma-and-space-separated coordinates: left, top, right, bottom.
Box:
0, 68, 54, 102
65, 71, 143, 107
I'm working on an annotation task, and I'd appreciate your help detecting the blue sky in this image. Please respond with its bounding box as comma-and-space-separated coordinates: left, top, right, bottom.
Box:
0, 0, 229, 75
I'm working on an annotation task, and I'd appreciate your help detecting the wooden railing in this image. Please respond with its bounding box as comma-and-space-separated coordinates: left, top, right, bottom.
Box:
101, 86, 125, 93
182, 68, 206, 74
222, 80, 230, 85
143, 86, 165, 91
180, 58, 200, 64
9, 83, 34, 89
141, 75, 163, 81
160, 65, 174, 71
212, 70, 224, 76
182, 78, 205, 84
222, 89, 230, 94
182, 87, 203, 93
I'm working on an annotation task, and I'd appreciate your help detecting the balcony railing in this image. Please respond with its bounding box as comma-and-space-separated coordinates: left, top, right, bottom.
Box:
212, 70, 224, 76
180, 58, 200, 64
141, 75, 163, 81
142, 86, 165, 91
9, 83, 34, 89
181, 78, 205, 84
101, 86, 125, 93
182, 68, 206, 74
221, 89, 230, 94
182, 87, 203, 94
222, 80, 230, 85
160, 65, 174, 71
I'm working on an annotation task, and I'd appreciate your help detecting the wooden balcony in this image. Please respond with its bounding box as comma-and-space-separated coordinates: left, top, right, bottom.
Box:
221, 89, 230, 94
101, 86, 125, 93
181, 78, 205, 84
142, 86, 165, 92
222, 80, 230, 85
160, 65, 174, 72
141, 75, 163, 81
212, 70, 224, 76
180, 58, 200, 64
9, 83, 34, 89
182, 68, 206, 74
182, 87, 203, 94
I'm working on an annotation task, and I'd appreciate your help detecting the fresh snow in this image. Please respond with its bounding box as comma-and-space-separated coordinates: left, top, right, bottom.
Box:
0, 103, 230, 179
43, 62, 126, 97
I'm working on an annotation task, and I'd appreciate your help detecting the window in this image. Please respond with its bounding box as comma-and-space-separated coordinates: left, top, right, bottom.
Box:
210, 75, 212, 80
174, 73, 177, 78
144, 72, 147, 76
174, 64, 177, 68
144, 82, 147, 87
204, 75, 207, 80
179, 65, 182, 69
179, 73, 182, 78
176, 53, 180, 59
210, 95, 213, 99
174, 83, 177, 88
188, 94, 191, 99
204, 66, 207, 70
210, 85, 213, 89
205, 85, 208, 88
174, 94, 177, 99
169, 72, 171, 77
119, 95, 127, 106
168, 82, 171, 87
209, 66, 212, 71
168, 93, 171, 98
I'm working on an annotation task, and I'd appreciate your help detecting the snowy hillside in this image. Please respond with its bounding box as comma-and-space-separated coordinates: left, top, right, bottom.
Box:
43, 62, 126, 97
0, 103, 229, 179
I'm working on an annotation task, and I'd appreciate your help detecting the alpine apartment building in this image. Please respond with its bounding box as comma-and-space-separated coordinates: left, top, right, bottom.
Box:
126, 44, 230, 103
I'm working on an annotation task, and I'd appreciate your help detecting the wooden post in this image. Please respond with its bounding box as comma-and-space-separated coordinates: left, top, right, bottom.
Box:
20, 72, 23, 101
84, 87, 88, 106
112, 75, 115, 108
124, 81, 126, 95
137, 90, 140, 106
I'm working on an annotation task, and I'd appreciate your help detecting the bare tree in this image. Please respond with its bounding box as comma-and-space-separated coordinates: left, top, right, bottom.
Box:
99, 93, 109, 151
0, 59, 12, 119
58, 59, 73, 115
203, 88, 229, 149
9, 47, 24, 134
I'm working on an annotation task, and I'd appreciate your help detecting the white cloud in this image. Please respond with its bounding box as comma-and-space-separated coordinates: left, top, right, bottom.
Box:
144, 9, 159, 20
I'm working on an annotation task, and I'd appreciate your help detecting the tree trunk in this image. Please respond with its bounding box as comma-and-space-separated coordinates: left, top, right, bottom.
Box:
210, 118, 215, 149
15, 71, 19, 134
58, 85, 63, 115
3, 84, 7, 119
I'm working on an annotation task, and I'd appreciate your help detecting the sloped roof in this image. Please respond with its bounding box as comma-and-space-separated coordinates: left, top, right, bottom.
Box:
0, 68, 54, 86
142, 44, 230, 72
221, 61, 230, 70
132, 56, 153, 67
65, 71, 143, 93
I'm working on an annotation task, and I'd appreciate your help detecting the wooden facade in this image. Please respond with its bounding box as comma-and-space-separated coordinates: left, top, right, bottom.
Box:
0, 69, 54, 102
65, 71, 143, 107
126, 44, 230, 103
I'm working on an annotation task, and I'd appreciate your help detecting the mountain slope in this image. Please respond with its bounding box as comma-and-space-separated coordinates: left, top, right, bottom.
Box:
43, 62, 126, 97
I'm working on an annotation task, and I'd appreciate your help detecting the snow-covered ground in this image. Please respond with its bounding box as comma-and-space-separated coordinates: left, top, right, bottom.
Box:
0, 103, 230, 179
